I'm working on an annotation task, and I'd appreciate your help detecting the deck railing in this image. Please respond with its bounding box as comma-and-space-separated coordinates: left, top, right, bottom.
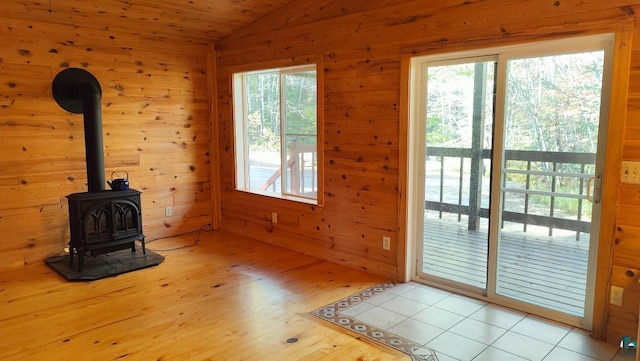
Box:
425, 147, 595, 240
260, 140, 317, 196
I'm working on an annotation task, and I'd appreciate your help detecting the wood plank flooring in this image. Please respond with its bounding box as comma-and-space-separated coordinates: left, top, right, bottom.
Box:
0, 231, 400, 361
422, 218, 589, 316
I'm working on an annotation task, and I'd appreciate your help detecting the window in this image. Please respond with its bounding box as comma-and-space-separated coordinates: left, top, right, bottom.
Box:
233, 65, 318, 202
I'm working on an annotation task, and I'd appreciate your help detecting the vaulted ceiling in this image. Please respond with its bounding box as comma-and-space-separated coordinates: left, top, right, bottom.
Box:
2, 0, 295, 43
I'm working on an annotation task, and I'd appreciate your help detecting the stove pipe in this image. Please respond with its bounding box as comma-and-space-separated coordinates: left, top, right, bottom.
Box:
52, 68, 106, 192
79, 84, 105, 192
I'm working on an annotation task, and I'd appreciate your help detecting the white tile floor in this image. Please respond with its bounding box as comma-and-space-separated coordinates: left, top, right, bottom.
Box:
347, 282, 635, 361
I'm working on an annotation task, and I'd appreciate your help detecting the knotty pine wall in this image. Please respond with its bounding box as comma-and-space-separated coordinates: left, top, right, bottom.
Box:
215, 0, 640, 342
0, 17, 214, 269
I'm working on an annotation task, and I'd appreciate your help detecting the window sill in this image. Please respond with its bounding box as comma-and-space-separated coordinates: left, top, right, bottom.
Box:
235, 188, 319, 206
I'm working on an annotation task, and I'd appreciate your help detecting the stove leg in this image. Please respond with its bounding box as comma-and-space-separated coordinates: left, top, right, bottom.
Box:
77, 252, 84, 273
68, 248, 83, 272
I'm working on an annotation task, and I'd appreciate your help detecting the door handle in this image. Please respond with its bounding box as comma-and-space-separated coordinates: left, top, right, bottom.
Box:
586, 175, 600, 204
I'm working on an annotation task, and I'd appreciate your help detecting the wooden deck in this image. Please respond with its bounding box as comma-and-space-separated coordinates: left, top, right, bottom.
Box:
422, 217, 589, 316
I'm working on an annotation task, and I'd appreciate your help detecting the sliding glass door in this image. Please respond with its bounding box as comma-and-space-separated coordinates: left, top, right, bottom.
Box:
409, 34, 613, 328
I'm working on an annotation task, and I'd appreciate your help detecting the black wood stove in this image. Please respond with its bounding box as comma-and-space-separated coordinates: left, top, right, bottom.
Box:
66, 190, 145, 272
53, 68, 145, 272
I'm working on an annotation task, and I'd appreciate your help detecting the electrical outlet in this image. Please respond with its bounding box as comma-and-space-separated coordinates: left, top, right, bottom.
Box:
382, 236, 391, 250
272, 212, 278, 224
165, 206, 173, 217
610, 286, 624, 306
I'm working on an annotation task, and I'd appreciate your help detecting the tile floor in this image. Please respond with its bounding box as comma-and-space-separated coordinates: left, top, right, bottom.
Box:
343, 281, 635, 361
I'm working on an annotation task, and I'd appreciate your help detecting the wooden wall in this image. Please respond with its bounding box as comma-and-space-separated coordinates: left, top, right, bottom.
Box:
0, 17, 214, 268
613, 20, 640, 342
3, 0, 640, 344
215, 0, 640, 342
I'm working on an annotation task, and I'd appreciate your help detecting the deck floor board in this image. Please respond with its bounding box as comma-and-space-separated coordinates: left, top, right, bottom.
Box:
422, 217, 589, 316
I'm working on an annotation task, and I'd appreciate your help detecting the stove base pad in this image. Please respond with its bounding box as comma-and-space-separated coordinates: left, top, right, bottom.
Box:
45, 246, 164, 281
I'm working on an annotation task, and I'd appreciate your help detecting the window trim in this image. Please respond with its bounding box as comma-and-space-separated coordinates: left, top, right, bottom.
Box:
232, 63, 322, 205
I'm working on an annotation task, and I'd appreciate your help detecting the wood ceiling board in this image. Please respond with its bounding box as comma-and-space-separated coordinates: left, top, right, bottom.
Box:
1, 0, 295, 42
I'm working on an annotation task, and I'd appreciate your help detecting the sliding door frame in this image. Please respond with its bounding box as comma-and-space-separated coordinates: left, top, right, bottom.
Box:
400, 30, 632, 336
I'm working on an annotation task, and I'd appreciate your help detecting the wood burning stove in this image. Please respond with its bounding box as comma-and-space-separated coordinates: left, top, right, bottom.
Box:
66, 190, 145, 272
53, 68, 145, 272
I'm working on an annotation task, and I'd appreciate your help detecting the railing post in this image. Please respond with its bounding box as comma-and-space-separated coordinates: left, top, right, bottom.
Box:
458, 157, 464, 222
549, 161, 557, 236
524, 160, 531, 232
577, 163, 585, 241
290, 140, 300, 195
439, 156, 444, 219
468, 62, 487, 231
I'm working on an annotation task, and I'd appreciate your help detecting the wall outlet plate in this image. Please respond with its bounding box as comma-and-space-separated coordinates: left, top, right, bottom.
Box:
382, 236, 391, 250
621, 161, 640, 184
610, 285, 624, 306
165, 206, 173, 217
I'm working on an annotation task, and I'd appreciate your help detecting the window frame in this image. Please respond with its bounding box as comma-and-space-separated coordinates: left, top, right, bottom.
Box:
232, 63, 322, 205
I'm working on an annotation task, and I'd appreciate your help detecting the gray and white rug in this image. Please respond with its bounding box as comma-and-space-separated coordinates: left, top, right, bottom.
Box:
310, 282, 439, 361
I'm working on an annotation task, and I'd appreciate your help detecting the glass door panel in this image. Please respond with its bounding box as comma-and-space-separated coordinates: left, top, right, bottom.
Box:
495, 50, 605, 317
420, 59, 496, 289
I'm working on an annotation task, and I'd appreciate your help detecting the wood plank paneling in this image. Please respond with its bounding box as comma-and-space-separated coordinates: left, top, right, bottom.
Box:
215, 0, 640, 344
3, 0, 640, 347
0, 17, 214, 268
0, 0, 294, 45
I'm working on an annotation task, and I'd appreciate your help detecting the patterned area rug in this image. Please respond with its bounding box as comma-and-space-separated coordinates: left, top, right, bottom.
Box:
310, 282, 439, 361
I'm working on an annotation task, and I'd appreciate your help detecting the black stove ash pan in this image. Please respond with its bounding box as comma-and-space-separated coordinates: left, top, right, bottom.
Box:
52, 68, 106, 192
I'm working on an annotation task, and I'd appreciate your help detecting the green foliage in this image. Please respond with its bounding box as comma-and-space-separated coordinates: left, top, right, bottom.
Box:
505, 51, 603, 155
426, 62, 495, 148
247, 110, 280, 151
426, 50, 604, 218
245, 72, 280, 151
284, 71, 317, 138
244, 69, 317, 152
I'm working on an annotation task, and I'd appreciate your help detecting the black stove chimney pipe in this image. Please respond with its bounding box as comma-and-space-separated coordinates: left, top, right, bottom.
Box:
80, 83, 105, 192
52, 68, 106, 192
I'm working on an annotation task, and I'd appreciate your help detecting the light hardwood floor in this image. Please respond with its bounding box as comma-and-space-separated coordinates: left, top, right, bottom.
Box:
0, 230, 403, 360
